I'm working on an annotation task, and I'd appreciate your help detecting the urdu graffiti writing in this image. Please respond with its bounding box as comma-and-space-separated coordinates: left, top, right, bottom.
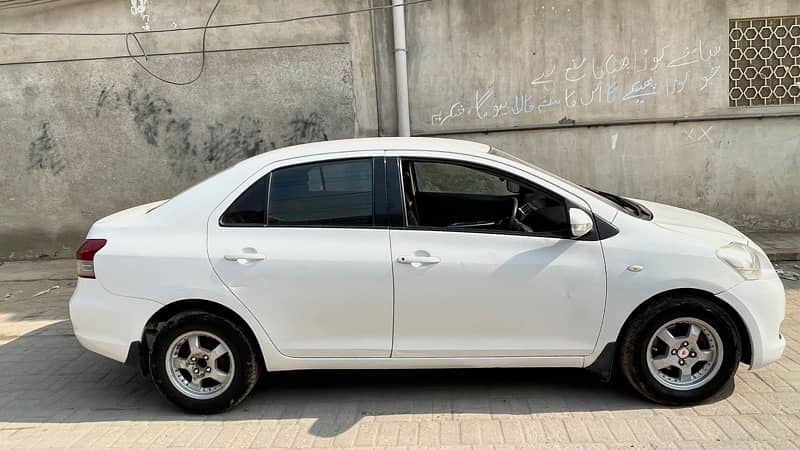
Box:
431, 40, 722, 127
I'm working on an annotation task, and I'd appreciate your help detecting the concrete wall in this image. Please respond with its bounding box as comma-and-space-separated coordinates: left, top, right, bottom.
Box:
406, 0, 800, 231
0, 0, 380, 259
1, 0, 798, 259
458, 118, 800, 231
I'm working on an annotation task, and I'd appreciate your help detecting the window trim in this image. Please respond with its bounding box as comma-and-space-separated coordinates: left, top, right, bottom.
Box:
395, 156, 575, 240
385, 156, 405, 227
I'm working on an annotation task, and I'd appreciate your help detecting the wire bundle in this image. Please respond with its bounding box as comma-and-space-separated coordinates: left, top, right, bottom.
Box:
0, 0, 433, 85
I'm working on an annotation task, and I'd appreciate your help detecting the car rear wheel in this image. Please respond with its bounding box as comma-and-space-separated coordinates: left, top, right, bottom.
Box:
618, 294, 741, 405
149, 311, 260, 413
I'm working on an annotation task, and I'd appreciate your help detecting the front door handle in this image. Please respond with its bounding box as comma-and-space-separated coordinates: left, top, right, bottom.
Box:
224, 253, 266, 262
397, 255, 441, 264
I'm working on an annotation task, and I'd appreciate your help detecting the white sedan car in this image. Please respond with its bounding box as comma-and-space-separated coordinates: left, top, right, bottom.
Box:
69, 137, 785, 413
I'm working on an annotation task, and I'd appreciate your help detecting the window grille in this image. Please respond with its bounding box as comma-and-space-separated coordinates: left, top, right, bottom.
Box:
729, 16, 800, 107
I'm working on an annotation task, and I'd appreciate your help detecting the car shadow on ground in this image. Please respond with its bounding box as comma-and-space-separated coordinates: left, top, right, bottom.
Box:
0, 321, 735, 437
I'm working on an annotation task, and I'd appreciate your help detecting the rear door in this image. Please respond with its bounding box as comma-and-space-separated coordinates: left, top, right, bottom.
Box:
207, 155, 395, 357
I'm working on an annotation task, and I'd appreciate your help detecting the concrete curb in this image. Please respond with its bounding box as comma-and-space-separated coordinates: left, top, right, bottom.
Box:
768, 251, 800, 262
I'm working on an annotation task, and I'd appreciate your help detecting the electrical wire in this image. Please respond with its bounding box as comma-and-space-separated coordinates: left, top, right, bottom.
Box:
0, 0, 62, 10
124, 0, 220, 85
0, 0, 432, 86
0, 0, 432, 36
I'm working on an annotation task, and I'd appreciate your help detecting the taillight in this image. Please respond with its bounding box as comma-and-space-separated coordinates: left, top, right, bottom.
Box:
76, 239, 107, 279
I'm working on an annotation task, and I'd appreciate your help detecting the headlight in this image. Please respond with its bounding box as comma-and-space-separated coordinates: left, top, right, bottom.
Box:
716, 242, 761, 280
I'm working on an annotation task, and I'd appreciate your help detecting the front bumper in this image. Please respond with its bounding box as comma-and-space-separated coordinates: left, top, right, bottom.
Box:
69, 278, 162, 363
716, 270, 786, 370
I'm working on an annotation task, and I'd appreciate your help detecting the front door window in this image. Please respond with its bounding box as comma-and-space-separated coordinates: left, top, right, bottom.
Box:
402, 159, 569, 236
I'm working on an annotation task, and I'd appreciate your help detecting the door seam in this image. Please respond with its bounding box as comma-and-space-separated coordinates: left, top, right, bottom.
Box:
385, 153, 397, 358
388, 228, 396, 358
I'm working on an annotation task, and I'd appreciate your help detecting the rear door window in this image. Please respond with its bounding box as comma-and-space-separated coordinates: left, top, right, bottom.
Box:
267, 158, 374, 226
219, 175, 268, 226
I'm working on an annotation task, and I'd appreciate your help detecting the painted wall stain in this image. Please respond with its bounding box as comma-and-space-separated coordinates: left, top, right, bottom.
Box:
283, 112, 329, 146
22, 85, 40, 100
94, 80, 325, 178
161, 116, 197, 178
128, 91, 173, 146
95, 83, 119, 118
28, 122, 65, 175
204, 116, 271, 171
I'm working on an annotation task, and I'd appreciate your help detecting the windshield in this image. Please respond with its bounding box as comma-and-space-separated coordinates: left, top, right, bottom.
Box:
583, 187, 653, 220
488, 147, 652, 219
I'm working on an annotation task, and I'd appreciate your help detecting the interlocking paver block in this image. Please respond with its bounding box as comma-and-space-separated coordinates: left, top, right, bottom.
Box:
0, 260, 799, 449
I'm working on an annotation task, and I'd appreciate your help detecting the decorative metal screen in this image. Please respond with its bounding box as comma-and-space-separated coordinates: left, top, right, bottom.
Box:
729, 16, 800, 107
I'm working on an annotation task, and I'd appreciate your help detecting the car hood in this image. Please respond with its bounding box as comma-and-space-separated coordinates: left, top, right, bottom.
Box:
633, 199, 748, 244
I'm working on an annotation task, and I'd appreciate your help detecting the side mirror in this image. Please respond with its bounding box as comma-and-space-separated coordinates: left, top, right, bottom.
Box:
569, 208, 594, 238
506, 179, 520, 193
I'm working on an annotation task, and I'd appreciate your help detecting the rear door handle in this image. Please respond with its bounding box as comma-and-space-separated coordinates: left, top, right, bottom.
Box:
397, 255, 441, 264
224, 253, 266, 262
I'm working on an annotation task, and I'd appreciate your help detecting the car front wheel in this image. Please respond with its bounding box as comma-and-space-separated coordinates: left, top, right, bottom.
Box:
149, 311, 260, 413
618, 294, 742, 405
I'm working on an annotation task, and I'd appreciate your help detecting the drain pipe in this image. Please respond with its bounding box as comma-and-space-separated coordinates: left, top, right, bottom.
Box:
392, 0, 411, 136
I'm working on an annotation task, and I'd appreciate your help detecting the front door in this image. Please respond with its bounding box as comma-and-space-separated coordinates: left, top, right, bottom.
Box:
390, 157, 606, 357
208, 156, 394, 357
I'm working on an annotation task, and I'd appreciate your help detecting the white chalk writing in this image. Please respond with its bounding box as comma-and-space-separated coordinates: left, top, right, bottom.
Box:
130, 0, 152, 31
683, 126, 714, 144
431, 40, 723, 127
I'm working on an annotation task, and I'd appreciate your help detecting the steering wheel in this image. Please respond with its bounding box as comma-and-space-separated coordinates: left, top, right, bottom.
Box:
509, 198, 534, 233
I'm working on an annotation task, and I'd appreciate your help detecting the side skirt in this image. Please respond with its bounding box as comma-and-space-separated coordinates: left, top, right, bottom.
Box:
263, 356, 585, 371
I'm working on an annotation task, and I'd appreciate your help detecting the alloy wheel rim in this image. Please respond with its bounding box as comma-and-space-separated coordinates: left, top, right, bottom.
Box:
166, 331, 235, 400
646, 317, 723, 391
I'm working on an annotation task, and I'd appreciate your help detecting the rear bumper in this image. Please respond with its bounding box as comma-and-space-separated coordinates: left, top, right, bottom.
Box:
716, 271, 786, 370
69, 278, 161, 363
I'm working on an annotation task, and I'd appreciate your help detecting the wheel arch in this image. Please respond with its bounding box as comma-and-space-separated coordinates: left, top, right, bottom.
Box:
618, 288, 752, 365
139, 299, 268, 376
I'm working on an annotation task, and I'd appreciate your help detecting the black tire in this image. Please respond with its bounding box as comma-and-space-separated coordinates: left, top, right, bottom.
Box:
618, 294, 741, 405
149, 311, 260, 414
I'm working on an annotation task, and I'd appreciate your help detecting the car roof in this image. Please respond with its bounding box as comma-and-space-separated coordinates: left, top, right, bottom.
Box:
242, 137, 491, 166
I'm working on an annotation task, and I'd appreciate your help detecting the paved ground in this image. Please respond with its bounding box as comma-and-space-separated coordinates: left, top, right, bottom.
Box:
749, 232, 800, 262
1, 260, 800, 449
